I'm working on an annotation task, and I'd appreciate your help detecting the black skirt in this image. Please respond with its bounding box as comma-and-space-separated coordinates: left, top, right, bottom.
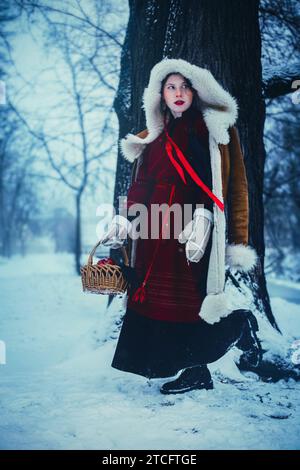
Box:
111, 307, 246, 379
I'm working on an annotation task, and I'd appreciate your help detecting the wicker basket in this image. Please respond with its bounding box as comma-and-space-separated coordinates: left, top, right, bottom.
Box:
80, 240, 129, 295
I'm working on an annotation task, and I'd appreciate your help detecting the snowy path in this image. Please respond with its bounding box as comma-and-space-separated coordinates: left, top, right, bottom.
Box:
0, 254, 300, 450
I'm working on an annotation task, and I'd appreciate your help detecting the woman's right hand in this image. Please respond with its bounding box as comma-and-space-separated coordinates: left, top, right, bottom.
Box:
99, 215, 133, 249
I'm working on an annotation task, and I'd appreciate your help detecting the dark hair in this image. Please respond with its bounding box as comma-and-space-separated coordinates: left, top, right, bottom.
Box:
160, 72, 202, 123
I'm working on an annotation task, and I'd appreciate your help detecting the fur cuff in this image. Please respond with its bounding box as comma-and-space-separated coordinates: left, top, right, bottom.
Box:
225, 243, 258, 273
199, 292, 232, 325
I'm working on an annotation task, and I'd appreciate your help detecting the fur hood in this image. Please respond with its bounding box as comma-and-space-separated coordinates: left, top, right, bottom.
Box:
120, 58, 239, 163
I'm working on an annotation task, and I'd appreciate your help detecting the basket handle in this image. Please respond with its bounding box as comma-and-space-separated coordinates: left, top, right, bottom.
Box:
87, 240, 129, 267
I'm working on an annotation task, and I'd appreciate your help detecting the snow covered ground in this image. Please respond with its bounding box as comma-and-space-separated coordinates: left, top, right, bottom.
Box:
0, 253, 299, 450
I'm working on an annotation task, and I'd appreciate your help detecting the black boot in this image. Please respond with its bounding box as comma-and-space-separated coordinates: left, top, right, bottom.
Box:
160, 365, 214, 395
235, 310, 263, 368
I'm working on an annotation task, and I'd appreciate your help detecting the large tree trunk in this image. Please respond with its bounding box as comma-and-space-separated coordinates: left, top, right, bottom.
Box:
112, 0, 279, 330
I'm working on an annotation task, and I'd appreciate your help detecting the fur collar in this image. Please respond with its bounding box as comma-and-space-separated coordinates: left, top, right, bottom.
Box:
120, 58, 238, 163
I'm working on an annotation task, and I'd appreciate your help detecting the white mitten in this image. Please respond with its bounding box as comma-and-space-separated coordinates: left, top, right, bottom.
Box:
99, 215, 132, 249
178, 208, 213, 262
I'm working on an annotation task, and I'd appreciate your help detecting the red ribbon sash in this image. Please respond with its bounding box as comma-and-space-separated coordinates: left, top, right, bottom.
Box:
164, 126, 224, 212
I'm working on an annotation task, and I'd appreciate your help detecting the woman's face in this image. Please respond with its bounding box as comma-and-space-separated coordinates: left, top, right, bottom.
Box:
162, 74, 194, 117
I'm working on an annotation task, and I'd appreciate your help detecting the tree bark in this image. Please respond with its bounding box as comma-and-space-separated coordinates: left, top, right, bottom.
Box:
263, 64, 300, 99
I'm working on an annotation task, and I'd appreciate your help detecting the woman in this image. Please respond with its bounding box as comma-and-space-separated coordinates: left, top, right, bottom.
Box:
101, 58, 262, 394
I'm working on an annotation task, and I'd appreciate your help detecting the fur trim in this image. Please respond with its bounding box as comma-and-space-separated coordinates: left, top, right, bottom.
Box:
199, 292, 232, 325
225, 243, 258, 273
120, 138, 147, 163
206, 136, 226, 296
120, 58, 238, 162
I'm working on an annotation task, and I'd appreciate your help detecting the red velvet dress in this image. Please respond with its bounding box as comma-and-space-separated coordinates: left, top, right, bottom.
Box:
126, 107, 213, 323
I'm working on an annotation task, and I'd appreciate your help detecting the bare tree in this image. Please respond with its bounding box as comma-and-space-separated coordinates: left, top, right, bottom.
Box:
0, 1, 37, 257
264, 101, 300, 274
260, 0, 300, 277
260, 0, 300, 99
8, 0, 128, 272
